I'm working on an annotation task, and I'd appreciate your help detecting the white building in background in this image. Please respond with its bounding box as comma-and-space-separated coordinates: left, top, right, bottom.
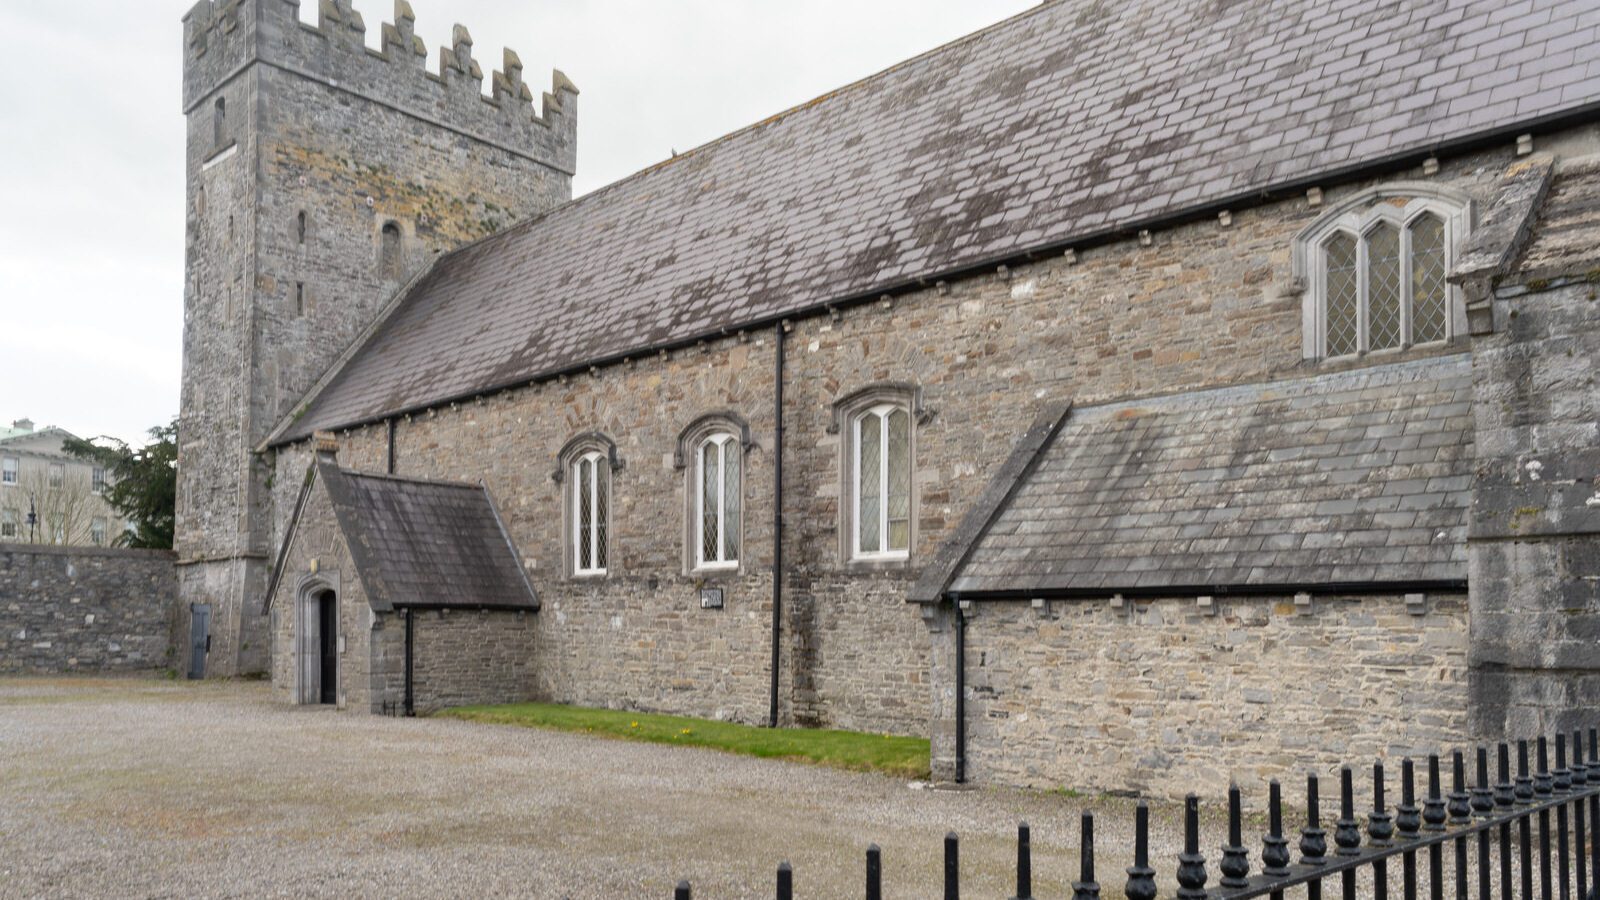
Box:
0, 418, 123, 546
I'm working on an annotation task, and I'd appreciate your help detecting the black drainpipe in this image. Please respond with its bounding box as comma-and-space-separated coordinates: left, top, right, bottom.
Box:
768, 322, 786, 729
386, 418, 397, 475
403, 608, 415, 717
952, 594, 966, 784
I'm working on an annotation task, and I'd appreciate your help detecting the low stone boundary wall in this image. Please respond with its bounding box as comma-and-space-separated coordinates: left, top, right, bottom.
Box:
0, 543, 177, 673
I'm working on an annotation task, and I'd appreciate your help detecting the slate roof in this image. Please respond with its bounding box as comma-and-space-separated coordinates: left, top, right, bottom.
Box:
318, 462, 538, 611
941, 356, 1474, 597
269, 0, 1600, 446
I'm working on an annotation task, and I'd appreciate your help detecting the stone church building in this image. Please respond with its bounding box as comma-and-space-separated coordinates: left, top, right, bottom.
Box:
176, 0, 1600, 793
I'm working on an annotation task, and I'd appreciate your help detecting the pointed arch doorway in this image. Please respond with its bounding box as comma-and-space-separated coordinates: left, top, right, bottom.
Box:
296, 580, 339, 706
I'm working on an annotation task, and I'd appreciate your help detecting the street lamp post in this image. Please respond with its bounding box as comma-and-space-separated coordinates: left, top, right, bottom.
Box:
26, 495, 37, 544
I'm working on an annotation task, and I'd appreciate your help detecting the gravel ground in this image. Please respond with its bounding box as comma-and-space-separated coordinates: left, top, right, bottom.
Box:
0, 677, 1212, 899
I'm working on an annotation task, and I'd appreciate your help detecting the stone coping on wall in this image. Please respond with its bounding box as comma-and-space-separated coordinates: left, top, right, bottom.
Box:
0, 543, 176, 560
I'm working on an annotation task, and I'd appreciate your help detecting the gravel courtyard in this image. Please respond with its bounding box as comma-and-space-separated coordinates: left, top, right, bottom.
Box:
0, 677, 1189, 898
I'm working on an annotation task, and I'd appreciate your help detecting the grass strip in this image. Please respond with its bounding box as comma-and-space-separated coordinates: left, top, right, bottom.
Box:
439, 702, 930, 779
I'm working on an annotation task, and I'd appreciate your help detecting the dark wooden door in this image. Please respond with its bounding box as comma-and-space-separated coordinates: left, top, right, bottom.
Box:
187, 604, 211, 680
318, 593, 337, 704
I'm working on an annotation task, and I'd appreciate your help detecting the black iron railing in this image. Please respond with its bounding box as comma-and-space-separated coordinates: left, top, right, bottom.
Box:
672, 728, 1600, 899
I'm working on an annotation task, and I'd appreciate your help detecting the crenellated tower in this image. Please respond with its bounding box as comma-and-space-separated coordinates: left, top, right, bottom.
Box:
177, 0, 577, 676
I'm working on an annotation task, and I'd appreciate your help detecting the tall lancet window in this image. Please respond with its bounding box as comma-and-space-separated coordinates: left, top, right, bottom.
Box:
695, 433, 741, 569
559, 434, 618, 577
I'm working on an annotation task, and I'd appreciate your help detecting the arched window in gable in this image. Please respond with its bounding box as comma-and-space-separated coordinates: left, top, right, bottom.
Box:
213, 97, 227, 148
1295, 185, 1472, 361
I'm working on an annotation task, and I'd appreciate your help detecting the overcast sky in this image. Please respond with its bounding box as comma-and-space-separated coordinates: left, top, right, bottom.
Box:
0, 1, 1034, 447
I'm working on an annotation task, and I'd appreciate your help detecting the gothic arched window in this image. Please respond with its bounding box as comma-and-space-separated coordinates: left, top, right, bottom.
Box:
832, 384, 925, 565
1296, 186, 1471, 361
379, 222, 404, 280
556, 433, 621, 578
676, 412, 753, 573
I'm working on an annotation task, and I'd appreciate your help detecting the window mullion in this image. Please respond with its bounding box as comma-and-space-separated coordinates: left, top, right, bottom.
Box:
1356, 234, 1370, 355
879, 414, 890, 548
852, 417, 863, 557
1400, 224, 1413, 348
695, 449, 704, 567
719, 440, 730, 563
713, 441, 724, 564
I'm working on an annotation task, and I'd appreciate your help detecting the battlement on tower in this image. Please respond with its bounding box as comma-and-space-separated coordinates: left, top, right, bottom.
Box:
181, 0, 577, 170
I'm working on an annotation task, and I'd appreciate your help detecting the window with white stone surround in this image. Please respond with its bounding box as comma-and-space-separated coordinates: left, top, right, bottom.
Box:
694, 433, 741, 569
1295, 185, 1471, 361
556, 433, 620, 578
833, 384, 926, 566
572, 451, 608, 575
675, 412, 752, 574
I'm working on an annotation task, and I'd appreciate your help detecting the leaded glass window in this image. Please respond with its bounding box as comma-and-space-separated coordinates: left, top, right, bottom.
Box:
1314, 202, 1461, 359
573, 451, 608, 574
1325, 233, 1359, 358
696, 433, 740, 568
1366, 222, 1403, 351
853, 404, 912, 560
1410, 213, 1449, 344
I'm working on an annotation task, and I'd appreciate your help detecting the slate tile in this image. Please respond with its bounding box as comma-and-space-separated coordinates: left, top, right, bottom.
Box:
278, 1, 1593, 444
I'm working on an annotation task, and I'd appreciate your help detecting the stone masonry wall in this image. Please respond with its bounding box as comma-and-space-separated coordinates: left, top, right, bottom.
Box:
178, 0, 576, 677
377, 608, 539, 714
1468, 275, 1600, 739
0, 545, 177, 674
265, 143, 1521, 738
932, 594, 1470, 799
266, 476, 378, 710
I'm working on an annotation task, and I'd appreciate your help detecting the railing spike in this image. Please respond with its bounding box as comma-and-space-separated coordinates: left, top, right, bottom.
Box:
1536, 736, 1554, 796
866, 844, 882, 900
1074, 812, 1101, 900
776, 861, 792, 900
1335, 766, 1362, 856
1496, 743, 1515, 808
1301, 772, 1328, 867
1221, 784, 1250, 889
1126, 802, 1158, 900
1370, 761, 1395, 848
1424, 755, 1448, 830
1177, 794, 1209, 900
1575, 732, 1591, 900
1263, 780, 1291, 876
1011, 823, 1033, 900
944, 832, 959, 900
